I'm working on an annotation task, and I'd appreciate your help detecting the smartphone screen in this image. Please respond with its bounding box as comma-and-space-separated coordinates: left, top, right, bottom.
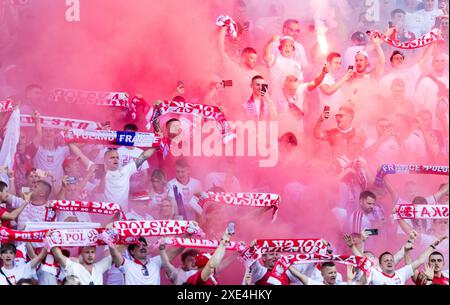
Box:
365, 229, 379, 236
261, 84, 268, 93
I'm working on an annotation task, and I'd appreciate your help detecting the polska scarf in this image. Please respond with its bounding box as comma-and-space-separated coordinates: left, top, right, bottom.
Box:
367, 29, 443, 49
20, 114, 100, 131
394, 204, 449, 220
192, 192, 280, 221
50, 88, 130, 108
267, 253, 373, 285
164, 237, 246, 251
45, 200, 127, 222
375, 164, 449, 186
239, 239, 328, 268
112, 220, 201, 238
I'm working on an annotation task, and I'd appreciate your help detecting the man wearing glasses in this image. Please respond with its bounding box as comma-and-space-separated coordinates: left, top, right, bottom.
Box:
313, 105, 356, 157
271, 19, 309, 71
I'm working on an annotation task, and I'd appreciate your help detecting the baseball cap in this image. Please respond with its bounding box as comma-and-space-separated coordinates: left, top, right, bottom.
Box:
355, 50, 370, 60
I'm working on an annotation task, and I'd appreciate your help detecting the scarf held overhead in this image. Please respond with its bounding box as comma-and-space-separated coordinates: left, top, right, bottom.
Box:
375, 164, 449, 186
395, 204, 449, 220
164, 237, 246, 251
113, 220, 201, 237
45, 200, 127, 222
367, 29, 443, 49
64, 129, 162, 148
20, 114, 100, 131
50, 89, 129, 108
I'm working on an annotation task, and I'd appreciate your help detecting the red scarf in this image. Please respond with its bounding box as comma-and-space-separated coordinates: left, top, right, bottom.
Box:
51, 88, 129, 108
267, 253, 373, 285
0, 100, 13, 113
20, 114, 100, 131
46, 228, 107, 249
240, 239, 328, 267
45, 200, 127, 222
395, 204, 449, 220
164, 237, 246, 251
195, 192, 280, 221
367, 29, 443, 49
113, 220, 201, 238
0, 226, 49, 243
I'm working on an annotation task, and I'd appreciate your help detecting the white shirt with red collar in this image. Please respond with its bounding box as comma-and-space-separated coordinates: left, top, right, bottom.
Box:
368, 264, 414, 285
118, 255, 162, 285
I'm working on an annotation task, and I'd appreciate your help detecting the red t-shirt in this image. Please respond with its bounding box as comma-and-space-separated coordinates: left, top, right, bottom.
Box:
255, 270, 290, 286
415, 274, 449, 286
0, 208, 12, 228
185, 270, 217, 286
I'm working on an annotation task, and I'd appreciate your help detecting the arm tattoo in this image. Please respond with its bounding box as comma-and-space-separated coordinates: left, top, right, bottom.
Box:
135, 155, 146, 169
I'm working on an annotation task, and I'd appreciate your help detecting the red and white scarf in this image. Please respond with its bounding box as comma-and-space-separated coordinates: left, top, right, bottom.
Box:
240, 239, 328, 267
63, 129, 162, 148
0, 226, 48, 243
113, 220, 201, 238
267, 253, 373, 285
20, 114, 100, 131
367, 29, 443, 49
45, 228, 107, 249
45, 200, 127, 222
50, 88, 129, 108
375, 164, 449, 186
192, 192, 280, 221
216, 15, 238, 38
164, 237, 246, 251
0, 100, 13, 113
394, 204, 449, 220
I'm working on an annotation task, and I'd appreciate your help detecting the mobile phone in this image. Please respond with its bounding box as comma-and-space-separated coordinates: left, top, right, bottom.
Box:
222, 80, 233, 87
365, 229, 379, 236
323, 105, 330, 119
388, 21, 393, 28
348, 65, 354, 71
21, 187, 30, 194
227, 221, 235, 236
66, 176, 77, 184
177, 80, 184, 87
261, 84, 268, 94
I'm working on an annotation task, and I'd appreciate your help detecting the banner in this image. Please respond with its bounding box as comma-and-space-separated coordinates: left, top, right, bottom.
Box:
45, 200, 127, 222
46, 228, 106, 248
63, 129, 162, 148
20, 114, 100, 131
394, 204, 449, 220
50, 88, 129, 108
112, 220, 201, 237
164, 237, 246, 251
375, 164, 449, 186
367, 29, 443, 49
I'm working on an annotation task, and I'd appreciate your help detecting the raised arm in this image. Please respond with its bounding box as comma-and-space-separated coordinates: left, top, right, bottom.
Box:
51, 246, 69, 269
29, 244, 48, 269
68, 143, 93, 169
0, 198, 29, 221
418, 41, 435, 71
306, 65, 328, 91
319, 69, 353, 95
288, 265, 310, 285
382, 173, 400, 204
262, 36, 277, 66
410, 236, 448, 271
32, 110, 42, 147
201, 230, 230, 282
109, 243, 125, 267
135, 147, 157, 169
313, 113, 328, 140
371, 36, 386, 79
159, 242, 179, 281
433, 183, 449, 203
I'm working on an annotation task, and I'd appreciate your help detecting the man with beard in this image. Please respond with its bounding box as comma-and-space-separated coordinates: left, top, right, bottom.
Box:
51, 244, 113, 285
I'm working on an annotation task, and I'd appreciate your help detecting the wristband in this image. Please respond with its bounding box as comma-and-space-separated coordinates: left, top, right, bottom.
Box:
430, 244, 436, 249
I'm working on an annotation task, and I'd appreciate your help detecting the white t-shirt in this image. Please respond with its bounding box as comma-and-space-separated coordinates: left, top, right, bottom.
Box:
119, 256, 162, 285
169, 268, 198, 285
379, 64, 421, 100
204, 172, 241, 193
364, 137, 400, 164
271, 39, 308, 71
104, 162, 138, 212
404, 132, 427, 158
167, 178, 202, 220
118, 146, 149, 183
17, 201, 48, 230
413, 9, 443, 37
1, 262, 34, 285
368, 265, 414, 285
268, 54, 303, 98
64, 256, 112, 285
318, 73, 344, 115
33, 145, 70, 184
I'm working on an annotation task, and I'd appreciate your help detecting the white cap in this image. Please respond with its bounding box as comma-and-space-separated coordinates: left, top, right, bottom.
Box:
355, 50, 370, 60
